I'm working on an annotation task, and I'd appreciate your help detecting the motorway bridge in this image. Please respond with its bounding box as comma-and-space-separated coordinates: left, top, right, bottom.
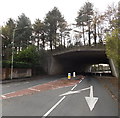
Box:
46, 46, 117, 77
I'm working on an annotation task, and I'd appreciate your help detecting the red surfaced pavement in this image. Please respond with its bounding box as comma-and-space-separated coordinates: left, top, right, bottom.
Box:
1, 79, 80, 99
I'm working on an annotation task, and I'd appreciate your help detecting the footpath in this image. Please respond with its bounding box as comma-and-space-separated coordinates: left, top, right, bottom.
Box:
96, 76, 119, 106
0, 75, 50, 84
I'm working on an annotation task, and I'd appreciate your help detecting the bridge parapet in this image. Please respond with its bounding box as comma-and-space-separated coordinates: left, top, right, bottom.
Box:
52, 45, 106, 56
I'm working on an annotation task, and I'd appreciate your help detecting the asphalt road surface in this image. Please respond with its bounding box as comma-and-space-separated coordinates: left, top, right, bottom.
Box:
2, 76, 118, 117
2, 75, 64, 94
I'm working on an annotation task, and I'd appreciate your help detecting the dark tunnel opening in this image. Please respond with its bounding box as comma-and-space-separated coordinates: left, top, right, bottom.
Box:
53, 50, 111, 76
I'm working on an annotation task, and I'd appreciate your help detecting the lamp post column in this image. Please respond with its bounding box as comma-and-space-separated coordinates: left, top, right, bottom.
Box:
11, 29, 15, 80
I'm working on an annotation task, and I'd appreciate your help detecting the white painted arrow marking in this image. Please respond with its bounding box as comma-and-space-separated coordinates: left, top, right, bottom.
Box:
59, 87, 90, 96
59, 90, 81, 96
85, 86, 98, 111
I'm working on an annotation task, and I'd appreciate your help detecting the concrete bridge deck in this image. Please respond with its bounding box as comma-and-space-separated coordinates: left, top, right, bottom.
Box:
46, 45, 111, 75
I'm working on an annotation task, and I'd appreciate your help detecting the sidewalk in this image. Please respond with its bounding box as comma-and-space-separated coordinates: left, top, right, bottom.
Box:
0, 75, 49, 84
96, 76, 118, 101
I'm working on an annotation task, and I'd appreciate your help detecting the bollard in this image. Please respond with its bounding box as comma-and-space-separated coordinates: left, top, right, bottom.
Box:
73, 72, 76, 77
68, 73, 71, 80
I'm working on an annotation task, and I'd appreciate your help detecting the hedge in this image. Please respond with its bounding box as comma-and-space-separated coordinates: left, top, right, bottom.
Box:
2, 61, 32, 68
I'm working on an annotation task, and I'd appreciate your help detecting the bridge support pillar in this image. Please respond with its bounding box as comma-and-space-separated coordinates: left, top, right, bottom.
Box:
109, 59, 119, 77
47, 56, 63, 75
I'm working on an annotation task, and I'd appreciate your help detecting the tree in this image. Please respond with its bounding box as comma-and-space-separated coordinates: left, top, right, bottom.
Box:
91, 10, 106, 45
76, 2, 94, 46
106, 2, 120, 74
15, 13, 32, 51
14, 45, 48, 74
14, 45, 40, 64
2, 18, 15, 60
44, 7, 66, 51
92, 11, 98, 45
76, 9, 86, 45
33, 19, 46, 50
83, 2, 94, 46
59, 21, 67, 46
106, 29, 120, 72
104, 3, 118, 32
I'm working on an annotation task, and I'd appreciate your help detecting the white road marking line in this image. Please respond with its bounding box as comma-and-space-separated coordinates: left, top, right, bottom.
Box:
28, 88, 41, 92
27, 80, 57, 88
15, 83, 20, 86
52, 85, 74, 90
42, 78, 84, 117
71, 78, 84, 91
1, 95, 6, 98
3, 94, 24, 99
59, 87, 90, 96
85, 86, 98, 111
42, 96, 66, 117
71, 84, 77, 90
80, 87, 90, 91
24, 82, 30, 84
82, 77, 84, 79
6, 86, 10, 87
2, 94, 26, 99
1, 80, 65, 98
79, 79, 82, 83
3, 91, 16, 96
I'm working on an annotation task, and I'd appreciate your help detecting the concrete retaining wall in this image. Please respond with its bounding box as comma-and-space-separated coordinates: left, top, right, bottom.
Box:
1, 68, 32, 80
109, 59, 119, 78
47, 56, 63, 75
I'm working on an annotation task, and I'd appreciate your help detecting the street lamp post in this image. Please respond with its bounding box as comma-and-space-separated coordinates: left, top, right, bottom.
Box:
10, 26, 32, 80
10, 29, 15, 80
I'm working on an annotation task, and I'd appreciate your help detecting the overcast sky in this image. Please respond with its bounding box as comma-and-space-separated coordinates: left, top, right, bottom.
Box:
0, 0, 119, 26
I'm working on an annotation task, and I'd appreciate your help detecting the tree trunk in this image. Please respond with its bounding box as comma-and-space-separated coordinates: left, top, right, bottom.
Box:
50, 40, 52, 51
37, 39, 39, 50
41, 33, 45, 49
64, 36, 65, 48
82, 24, 85, 45
54, 28, 57, 49
61, 33, 62, 46
37, 34, 40, 50
88, 23, 91, 46
43, 39, 45, 49
94, 23, 97, 45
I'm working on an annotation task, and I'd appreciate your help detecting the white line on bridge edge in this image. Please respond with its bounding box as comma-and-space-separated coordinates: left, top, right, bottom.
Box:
42, 79, 83, 117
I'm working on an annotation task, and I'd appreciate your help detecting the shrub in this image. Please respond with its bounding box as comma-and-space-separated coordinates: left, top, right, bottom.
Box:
2, 61, 31, 68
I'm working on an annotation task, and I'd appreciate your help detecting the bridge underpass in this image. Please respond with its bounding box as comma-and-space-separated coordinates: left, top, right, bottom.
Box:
47, 48, 112, 76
